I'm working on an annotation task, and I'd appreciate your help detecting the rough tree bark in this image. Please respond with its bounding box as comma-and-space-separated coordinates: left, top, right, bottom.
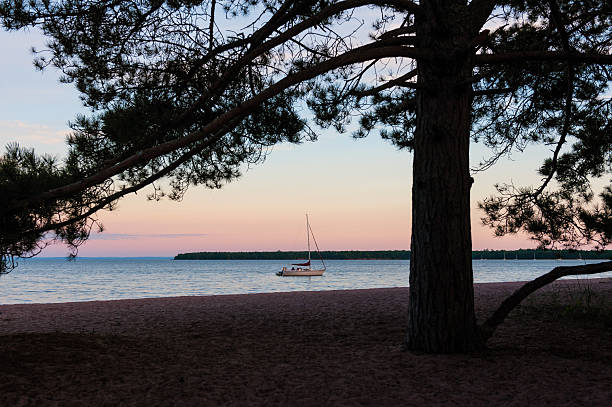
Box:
406, 0, 482, 352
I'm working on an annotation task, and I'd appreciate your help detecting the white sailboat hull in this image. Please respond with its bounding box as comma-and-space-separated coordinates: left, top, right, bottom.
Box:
278, 214, 326, 277
279, 268, 325, 277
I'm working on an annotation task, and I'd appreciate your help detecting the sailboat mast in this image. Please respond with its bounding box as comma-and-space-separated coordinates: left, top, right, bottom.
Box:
306, 214, 311, 264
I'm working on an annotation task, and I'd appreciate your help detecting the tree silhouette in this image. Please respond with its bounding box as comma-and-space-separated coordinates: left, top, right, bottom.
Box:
1, 0, 611, 352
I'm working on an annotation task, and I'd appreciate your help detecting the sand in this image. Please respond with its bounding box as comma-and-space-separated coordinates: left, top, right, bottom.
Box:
1, 279, 611, 406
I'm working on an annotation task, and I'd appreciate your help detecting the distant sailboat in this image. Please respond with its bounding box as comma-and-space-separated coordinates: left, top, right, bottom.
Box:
277, 215, 326, 277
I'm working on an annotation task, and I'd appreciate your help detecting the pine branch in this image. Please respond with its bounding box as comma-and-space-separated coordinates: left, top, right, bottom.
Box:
5, 44, 425, 211
532, 0, 575, 199
379, 25, 416, 40
16, 118, 243, 239
352, 68, 418, 96
480, 261, 612, 341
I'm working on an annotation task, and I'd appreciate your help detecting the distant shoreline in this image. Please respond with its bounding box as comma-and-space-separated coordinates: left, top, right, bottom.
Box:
175, 249, 612, 261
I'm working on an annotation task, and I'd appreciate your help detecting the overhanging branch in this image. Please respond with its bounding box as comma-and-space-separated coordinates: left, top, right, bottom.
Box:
174, 0, 419, 134
352, 68, 418, 96
7, 44, 425, 211
17, 128, 235, 239
480, 261, 612, 341
379, 25, 416, 40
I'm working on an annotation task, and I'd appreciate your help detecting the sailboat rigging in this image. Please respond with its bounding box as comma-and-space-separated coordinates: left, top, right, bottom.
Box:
277, 215, 326, 277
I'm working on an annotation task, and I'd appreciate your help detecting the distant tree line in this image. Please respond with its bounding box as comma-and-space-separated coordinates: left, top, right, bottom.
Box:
175, 249, 612, 261
473, 249, 612, 260
174, 250, 411, 260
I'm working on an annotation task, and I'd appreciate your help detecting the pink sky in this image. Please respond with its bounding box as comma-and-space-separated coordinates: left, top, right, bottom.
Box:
39, 135, 537, 257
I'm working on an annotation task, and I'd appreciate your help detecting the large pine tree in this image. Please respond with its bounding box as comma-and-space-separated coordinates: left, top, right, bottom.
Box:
1, 0, 611, 352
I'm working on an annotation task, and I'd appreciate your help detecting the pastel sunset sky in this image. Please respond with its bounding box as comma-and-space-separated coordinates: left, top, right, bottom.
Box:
1, 29, 544, 257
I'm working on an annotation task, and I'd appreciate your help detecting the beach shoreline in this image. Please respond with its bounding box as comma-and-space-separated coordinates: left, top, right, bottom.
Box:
1, 279, 611, 405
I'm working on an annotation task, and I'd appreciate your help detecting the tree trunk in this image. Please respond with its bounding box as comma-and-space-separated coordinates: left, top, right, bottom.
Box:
406, 0, 482, 352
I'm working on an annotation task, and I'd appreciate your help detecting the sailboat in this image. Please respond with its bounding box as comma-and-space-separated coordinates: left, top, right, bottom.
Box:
277, 214, 326, 277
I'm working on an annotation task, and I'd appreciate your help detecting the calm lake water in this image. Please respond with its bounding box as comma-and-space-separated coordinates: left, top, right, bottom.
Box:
1, 258, 611, 304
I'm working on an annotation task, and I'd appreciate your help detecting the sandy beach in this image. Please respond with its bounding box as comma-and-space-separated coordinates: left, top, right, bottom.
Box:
1, 279, 611, 406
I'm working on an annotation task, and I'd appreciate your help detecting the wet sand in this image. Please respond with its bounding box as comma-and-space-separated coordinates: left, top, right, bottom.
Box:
1, 279, 611, 406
